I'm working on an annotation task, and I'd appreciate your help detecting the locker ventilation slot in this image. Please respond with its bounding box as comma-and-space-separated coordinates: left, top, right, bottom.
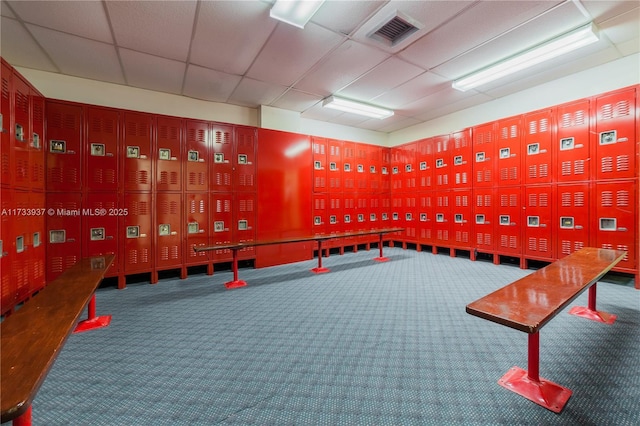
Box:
367, 12, 422, 47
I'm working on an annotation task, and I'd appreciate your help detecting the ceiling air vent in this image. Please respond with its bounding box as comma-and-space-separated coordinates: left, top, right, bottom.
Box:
367, 11, 422, 47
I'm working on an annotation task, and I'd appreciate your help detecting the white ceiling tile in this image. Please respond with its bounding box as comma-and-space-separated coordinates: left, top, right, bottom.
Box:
120, 49, 185, 95
190, 1, 276, 75
1, 2, 17, 18
582, 0, 640, 23
106, 1, 196, 62
183, 64, 242, 103
1, 17, 57, 71
271, 89, 322, 113
310, 1, 384, 35
598, 7, 640, 46
6, 0, 112, 43
27, 24, 124, 84
372, 72, 449, 108
247, 22, 344, 87
295, 40, 389, 96
229, 77, 288, 108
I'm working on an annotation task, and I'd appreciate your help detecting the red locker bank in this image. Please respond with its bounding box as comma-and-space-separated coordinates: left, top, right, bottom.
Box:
496, 116, 522, 187
523, 185, 554, 264
155, 192, 183, 281
1, 59, 12, 187
210, 123, 233, 192
473, 187, 495, 258
417, 191, 434, 247
46, 192, 82, 282
523, 109, 553, 186
46, 101, 83, 192
185, 192, 210, 269
451, 188, 473, 255
156, 116, 183, 192
185, 120, 209, 192
209, 192, 234, 264
556, 183, 590, 259
472, 122, 496, 187
83, 192, 119, 278
450, 129, 472, 189
121, 192, 153, 284
86, 106, 119, 192
417, 138, 434, 190
123, 111, 153, 193
556, 99, 591, 183
12, 74, 31, 190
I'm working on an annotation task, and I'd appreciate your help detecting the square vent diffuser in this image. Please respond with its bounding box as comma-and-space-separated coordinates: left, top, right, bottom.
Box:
368, 11, 422, 47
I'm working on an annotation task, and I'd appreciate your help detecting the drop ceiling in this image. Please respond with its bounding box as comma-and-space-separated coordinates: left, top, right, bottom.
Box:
1, 0, 638, 133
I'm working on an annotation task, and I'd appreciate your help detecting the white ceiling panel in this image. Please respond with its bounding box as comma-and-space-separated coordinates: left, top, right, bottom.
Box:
0, 16, 57, 71
120, 48, 185, 95
6, 0, 112, 43
27, 24, 124, 84
372, 72, 450, 108
582, 0, 640, 23
190, 0, 276, 75
599, 7, 640, 46
0, 1, 15, 18
310, 0, 384, 36
183, 64, 242, 103
247, 22, 345, 87
229, 77, 288, 108
106, 1, 196, 62
271, 89, 322, 113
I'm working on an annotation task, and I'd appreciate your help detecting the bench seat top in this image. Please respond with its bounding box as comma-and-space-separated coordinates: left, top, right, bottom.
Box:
465, 248, 626, 334
1, 254, 114, 423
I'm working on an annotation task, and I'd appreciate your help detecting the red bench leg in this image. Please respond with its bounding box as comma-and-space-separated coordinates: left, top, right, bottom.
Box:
74, 295, 112, 333
568, 284, 617, 324
13, 405, 31, 426
373, 233, 389, 262
225, 248, 247, 289
498, 332, 572, 413
311, 240, 330, 274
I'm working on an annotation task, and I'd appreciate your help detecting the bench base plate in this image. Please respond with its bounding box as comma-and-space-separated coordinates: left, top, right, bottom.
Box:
498, 366, 572, 413
74, 315, 112, 334
310, 267, 330, 274
568, 306, 617, 324
224, 280, 247, 289
373, 256, 389, 262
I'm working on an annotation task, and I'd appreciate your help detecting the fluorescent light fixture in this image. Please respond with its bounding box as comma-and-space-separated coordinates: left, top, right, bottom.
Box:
452, 23, 599, 92
270, 0, 325, 29
323, 96, 394, 119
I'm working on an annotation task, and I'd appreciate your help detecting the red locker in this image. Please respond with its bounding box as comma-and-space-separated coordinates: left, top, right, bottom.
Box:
380, 148, 391, 192
401, 194, 417, 243
380, 192, 391, 226
523, 185, 554, 261
417, 138, 434, 190
433, 135, 451, 188
327, 192, 342, 238
327, 138, 343, 192
1, 60, 12, 187
433, 190, 451, 247
30, 91, 45, 191
473, 188, 495, 253
418, 191, 434, 246
390, 147, 403, 192
343, 141, 356, 192
523, 109, 553, 185
355, 194, 373, 245
313, 193, 329, 235
450, 129, 472, 188
83, 192, 119, 277
46, 192, 82, 282
496, 116, 522, 186
122, 192, 153, 275
312, 137, 328, 193
402, 142, 417, 191
367, 145, 382, 193
472, 122, 496, 187
594, 88, 636, 181
355, 144, 369, 193
185, 120, 209, 192
86, 106, 119, 191
235, 193, 256, 260
556, 99, 591, 183
556, 183, 589, 259
12, 75, 30, 189
185, 192, 209, 266
593, 181, 637, 271
234, 126, 257, 192
451, 188, 473, 250
156, 116, 182, 191
210, 123, 233, 192
46, 101, 83, 192
495, 187, 522, 256
156, 192, 182, 270
123, 111, 153, 192
12, 190, 29, 302
369, 195, 380, 228
343, 192, 356, 233
1, 188, 14, 312
209, 192, 233, 263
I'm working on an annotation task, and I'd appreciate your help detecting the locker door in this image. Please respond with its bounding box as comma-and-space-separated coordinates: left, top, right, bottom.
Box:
46, 192, 82, 282
381, 148, 391, 192
234, 193, 256, 260
156, 192, 182, 269
402, 195, 417, 243
185, 120, 209, 192
13, 75, 31, 189
343, 141, 356, 192
185, 192, 209, 266
210, 192, 233, 263
156, 116, 182, 192
210, 123, 233, 192
523, 185, 554, 260
594, 181, 637, 270
556, 99, 590, 183
122, 192, 153, 274
12, 191, 30, 302
343, 193, 356, 248
380, 192, 391, 226
312, 137, 328, 193
433, 135, 451, 189
496, 116, 522, 186
234, 126, 257, 192
355, 195, 369, 244
327, 193, 342, 237
1, 188, 15, 312
30, 91, 45, 190
368, 145, 381, 193
390, 147, 403, 192
327, 139, 343, 192
369, 195, 380, 228
418, 191, 434, 245
496, 187, 522, 256
556, 183, 589, 259
46, 101, 82, 192
123, 111, 153, 192
313, 193, 328, 236
355, 144, 369, 193
523, 109, 553, 185
87, 107, 119, 191
472, 122, 496, 187
83, 192, 119, 276
29, 192, 45, 294
1, 60, 11, 187
451, 129, 472, 189
473, 188, 495, 253
451, 189, 472, 249
402, 142, 417, 191
595, 88, 636, 181
417, 138, 434, 190
433, 190, 451, 246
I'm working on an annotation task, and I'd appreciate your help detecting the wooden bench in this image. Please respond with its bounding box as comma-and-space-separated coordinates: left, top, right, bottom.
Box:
1, 254, 114, 425
194, 228, 404, 289
465, 247, 627, 413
